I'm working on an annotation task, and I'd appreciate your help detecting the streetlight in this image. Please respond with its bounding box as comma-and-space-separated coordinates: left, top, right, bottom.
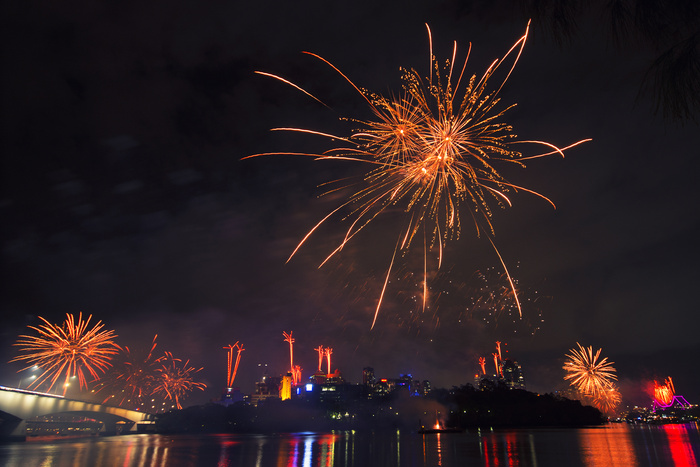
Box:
18, 366, 40, 389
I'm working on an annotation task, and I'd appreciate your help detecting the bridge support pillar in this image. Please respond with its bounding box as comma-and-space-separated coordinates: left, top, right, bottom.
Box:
0, 419, 27, 442
99, 420, 135, 436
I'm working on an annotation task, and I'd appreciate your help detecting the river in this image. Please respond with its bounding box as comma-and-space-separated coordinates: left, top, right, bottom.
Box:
1, 423, 698, 466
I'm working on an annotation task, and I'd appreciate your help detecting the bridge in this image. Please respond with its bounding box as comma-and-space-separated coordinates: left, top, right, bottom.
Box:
0, 385, 156, 441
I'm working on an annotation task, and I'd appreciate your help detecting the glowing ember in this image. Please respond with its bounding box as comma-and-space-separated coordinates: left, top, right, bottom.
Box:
247, 23, 589, 328
12, 312, 119, 396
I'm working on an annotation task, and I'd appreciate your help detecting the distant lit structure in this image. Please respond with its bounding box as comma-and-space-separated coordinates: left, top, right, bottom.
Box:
362, 367, 376, 387
476, 341, 526, 390
219, 387, 244, 406
502, 359, 526, 389
396, 374, 414, 392
395, 374, 429, 396
251, 369, 281, 407
280, 373, 292, 401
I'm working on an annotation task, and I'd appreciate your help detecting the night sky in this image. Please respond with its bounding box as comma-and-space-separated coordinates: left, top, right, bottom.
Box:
2, 0, 699, 408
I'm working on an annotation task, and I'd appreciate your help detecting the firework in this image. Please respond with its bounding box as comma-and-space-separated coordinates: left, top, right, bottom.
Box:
324, 347, 333, 376
592, 385, 622, 416
151, 351, 206, 411
247, 23, 589, 327
654, 377, 675, 406
12, 312, 119, 396
93, 335, 160, 409
224, 342, 245, 388
283, 331, 297, 384
479, 356, 486, 375
292, 364, 302, 385
563, 343, 618, 401
314, 345, 324, 372
463, 267, 547, 335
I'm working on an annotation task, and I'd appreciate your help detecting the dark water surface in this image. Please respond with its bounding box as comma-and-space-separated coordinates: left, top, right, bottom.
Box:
1, 423, 698, 466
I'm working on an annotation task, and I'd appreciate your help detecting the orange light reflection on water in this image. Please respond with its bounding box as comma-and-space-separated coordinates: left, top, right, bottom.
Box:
580, 425, 639, 467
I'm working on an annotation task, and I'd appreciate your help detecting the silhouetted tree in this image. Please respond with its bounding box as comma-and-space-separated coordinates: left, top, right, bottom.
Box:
522, 0, 700, 123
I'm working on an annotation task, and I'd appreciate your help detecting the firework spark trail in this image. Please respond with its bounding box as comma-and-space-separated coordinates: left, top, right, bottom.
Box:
247, 23, 590, 327
314, 345, 324, 372
224, 342, 245, 388
324, 347, 333, 376
563, 343, 618, 402
479, 357, 487, 375
12, 312, 119, 396
224, 343, 236, 387
283, 331, 296, 382
152, 351, 206, 411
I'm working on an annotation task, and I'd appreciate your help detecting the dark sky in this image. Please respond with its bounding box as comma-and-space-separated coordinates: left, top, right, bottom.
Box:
2, 0, 699, 408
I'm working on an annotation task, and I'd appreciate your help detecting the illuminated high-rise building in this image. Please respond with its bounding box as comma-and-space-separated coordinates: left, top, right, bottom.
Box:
251, 374, 281, 407
362, 367, 376, 387
501, 359, 526, 389
421, 380, 431, 396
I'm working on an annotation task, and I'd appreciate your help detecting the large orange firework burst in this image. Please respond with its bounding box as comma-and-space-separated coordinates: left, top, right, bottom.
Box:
247, 23, 589, 328
563, 343, 620, 414
11, 312, 119, 396
151, 351, 206, 411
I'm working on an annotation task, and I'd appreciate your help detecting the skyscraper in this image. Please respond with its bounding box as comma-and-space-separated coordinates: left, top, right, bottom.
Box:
362, 367, 376, 387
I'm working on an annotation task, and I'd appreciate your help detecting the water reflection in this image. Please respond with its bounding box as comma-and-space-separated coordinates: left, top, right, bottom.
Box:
663, 424, 698, 467
579, 424, 639, 467
477, 428, 533, 466
0, 424, 698, 466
